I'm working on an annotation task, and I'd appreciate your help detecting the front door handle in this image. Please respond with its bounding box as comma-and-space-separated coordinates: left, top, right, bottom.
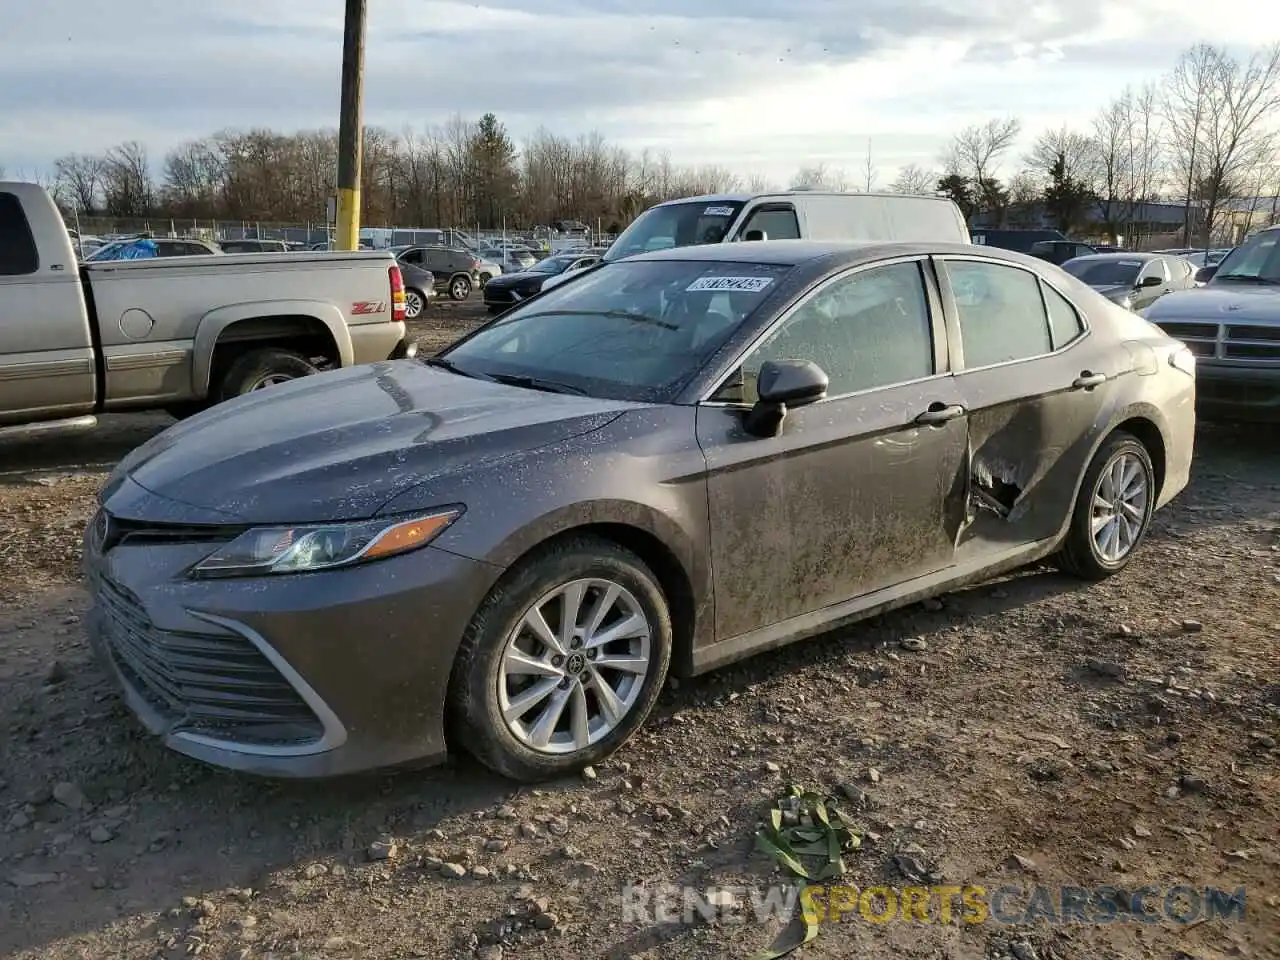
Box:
1072, 371, 1107, 390
914, 402, 966, 426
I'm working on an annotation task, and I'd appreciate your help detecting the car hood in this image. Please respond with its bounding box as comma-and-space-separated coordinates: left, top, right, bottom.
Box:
486, 270, 548, 287
106, 361, 632, 524
1144, 284, 1280, 323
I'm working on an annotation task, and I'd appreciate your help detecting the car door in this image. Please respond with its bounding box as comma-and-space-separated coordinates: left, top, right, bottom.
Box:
0, 190, 97, 422
935, 256, 1118, 564
695, 257, 969, 641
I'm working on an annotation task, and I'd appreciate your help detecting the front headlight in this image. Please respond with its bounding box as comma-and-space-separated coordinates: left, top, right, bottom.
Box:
1169, 345, 1196, 376
190, 508, 461, 578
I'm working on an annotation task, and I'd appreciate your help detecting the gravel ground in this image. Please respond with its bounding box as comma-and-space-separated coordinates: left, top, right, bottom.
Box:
0, 302, 1276, 959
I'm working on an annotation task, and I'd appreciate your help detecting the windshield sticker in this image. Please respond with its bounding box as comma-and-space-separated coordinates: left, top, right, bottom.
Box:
1116, 260, 1143, 266
703, 206, 736, 217
687, 276, 775, 293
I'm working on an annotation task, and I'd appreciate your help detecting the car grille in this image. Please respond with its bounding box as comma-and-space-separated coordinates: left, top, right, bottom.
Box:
89, 568, 324, 747
1155, 320, 1280, 362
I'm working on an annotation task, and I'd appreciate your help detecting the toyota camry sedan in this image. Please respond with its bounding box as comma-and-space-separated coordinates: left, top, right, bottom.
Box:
84, 240, 1196, 782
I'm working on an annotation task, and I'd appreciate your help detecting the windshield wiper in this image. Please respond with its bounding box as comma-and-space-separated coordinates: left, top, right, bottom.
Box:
425, 356, 497, 381
489, 373, 588, 396
513, 309, 680, 331
1213, 274, 1280, 285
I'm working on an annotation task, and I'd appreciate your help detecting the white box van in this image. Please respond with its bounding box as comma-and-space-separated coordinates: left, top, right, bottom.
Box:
602, 190, 970, 263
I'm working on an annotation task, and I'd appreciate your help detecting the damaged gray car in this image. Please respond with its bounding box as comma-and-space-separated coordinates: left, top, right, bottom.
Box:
85, 240, 1196, 782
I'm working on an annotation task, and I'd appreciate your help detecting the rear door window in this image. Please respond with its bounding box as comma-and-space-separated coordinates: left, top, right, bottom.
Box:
0, 192, 40, 276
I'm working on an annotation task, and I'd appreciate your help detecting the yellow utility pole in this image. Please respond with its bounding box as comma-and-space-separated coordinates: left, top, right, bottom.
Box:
335, 0, 366, 251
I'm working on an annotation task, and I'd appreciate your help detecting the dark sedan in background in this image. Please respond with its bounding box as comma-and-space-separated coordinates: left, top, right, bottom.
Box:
1061, 251, 1196, 311
482, 251, 602, 312
84, 240, 1195, 782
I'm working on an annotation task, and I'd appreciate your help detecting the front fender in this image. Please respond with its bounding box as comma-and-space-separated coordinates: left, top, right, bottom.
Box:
192, 300, 355, 393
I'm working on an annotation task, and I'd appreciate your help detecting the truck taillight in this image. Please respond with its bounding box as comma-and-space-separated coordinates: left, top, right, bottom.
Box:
389, 264, 406, 322
472, 259, 481, 270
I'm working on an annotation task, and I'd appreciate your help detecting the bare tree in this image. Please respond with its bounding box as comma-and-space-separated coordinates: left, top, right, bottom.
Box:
1162, 45, 1218, 243
1092, 96, 1131, 241
889, 163, 936, 195
101, 141, 153, 217
1198, 44, 1280, 242
946, 116, 1022, 221
1026, 126, 1098, 186
1122, 83, 1166, 242
53, 154, 107, 214
863, 139, 877, 192
791, 162, 850, 191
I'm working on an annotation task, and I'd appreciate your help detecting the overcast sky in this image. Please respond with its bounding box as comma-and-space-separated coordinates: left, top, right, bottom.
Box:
2, 0, 1276, 184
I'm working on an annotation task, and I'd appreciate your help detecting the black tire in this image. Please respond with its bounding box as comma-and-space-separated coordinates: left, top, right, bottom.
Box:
448, 274, 472, 301
448, 537, 673, 782
1054, 431, 1156, 580
215, 347, 318, 402
404, 287, 427, 320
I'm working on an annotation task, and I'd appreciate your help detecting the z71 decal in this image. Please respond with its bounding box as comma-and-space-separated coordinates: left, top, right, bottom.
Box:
351, 300, 387, 315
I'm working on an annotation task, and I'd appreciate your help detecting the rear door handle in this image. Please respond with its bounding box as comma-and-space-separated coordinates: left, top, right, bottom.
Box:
914, 402, 966, 426
1072, 371, 1107, 390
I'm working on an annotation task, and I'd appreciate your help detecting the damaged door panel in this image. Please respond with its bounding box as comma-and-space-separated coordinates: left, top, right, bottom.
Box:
934, 257, 1124, 561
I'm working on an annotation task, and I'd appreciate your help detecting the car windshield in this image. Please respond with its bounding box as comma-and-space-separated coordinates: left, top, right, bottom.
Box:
1211, 231, 1280, 284
439, 258, 791, 401
529, 256, 578, 274
604, 200, 745, 262
1062, 258, 1142, 286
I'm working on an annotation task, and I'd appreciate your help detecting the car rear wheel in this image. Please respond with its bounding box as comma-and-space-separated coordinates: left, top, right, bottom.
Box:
448, 537, 672, 782
216, 347, 318, 402
449, 275, 472, 300
404, 288, 426, 320
1054, 431, 1156, 580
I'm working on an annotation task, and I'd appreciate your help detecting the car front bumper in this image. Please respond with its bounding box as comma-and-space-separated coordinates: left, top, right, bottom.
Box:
83, 498, 501, 778
1193, 363, 1280, 423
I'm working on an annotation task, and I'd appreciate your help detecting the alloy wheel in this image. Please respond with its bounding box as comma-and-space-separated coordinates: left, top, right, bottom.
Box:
497, 578, 652, 755
404, 290, 424, 319
1090, 451, 1151, 563
248, 373, 295, 391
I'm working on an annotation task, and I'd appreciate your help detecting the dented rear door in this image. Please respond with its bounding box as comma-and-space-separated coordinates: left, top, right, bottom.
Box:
934, 256, 1120, 561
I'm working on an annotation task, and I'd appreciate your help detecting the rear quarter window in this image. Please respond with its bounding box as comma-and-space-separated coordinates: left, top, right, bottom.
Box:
0, 192, 40, 276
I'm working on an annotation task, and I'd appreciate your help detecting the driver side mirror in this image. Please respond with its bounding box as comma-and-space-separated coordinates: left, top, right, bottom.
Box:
1194, 264, 1218, 284
742, 229, 768, 242
743, 359, 828, 438
1139, 275, 1163, 288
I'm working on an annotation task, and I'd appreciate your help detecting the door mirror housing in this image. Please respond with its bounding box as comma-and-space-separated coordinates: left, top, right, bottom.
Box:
1194, 264, 1218, 284
742, 229, 767, 242
1139, 275, 1163, 288
743, 359, 829, 438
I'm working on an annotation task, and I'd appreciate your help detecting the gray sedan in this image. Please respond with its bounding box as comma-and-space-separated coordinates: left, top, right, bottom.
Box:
84, 241, 1196, 781
1061, 252, 1197, 311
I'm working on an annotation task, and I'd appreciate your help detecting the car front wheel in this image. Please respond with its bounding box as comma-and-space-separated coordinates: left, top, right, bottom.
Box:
1054, 431, 1156, 580
448, 537, 672, 782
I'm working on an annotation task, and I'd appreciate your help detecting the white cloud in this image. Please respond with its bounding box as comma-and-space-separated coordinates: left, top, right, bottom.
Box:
0, 0, 1276, 184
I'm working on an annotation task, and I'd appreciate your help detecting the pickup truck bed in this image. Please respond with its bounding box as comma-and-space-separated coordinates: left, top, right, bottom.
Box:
1, 181, 413, 431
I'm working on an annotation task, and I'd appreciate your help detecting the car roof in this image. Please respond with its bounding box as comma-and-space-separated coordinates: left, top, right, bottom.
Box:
1067, 252, 1162, 263
618, 239, 1002, 267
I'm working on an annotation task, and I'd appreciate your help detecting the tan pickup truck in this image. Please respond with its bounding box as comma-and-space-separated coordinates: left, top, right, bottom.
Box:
0, 181, 416, 437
